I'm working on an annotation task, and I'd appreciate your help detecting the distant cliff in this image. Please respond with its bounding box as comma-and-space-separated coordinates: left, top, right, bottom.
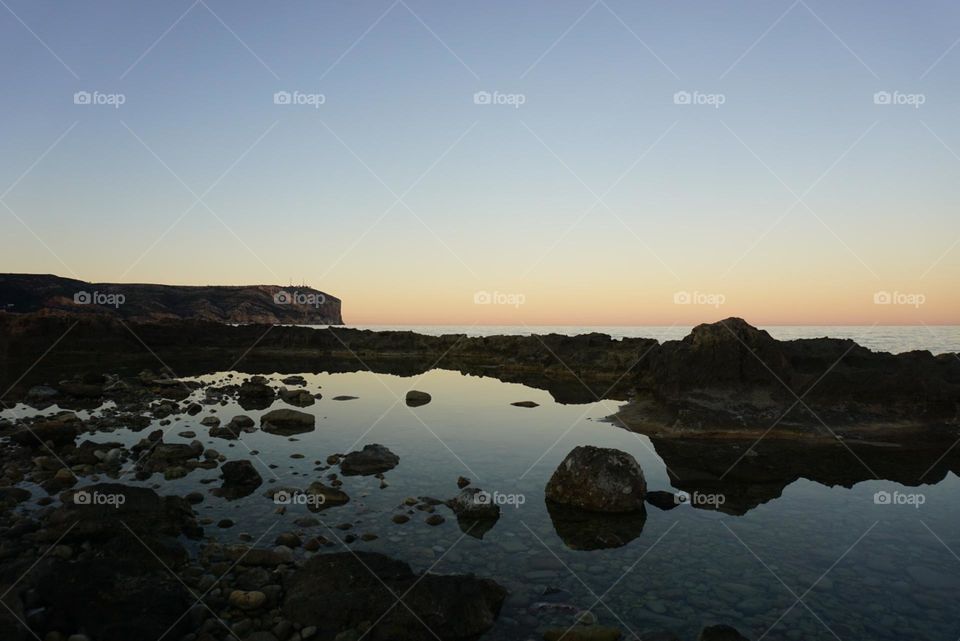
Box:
0, 274, 342, 325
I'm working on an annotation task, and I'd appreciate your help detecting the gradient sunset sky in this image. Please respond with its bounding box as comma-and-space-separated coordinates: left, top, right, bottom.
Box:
1, 1, 958, 325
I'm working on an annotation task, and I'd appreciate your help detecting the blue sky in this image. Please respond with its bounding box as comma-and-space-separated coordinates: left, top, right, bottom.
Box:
1, 0, 958, 323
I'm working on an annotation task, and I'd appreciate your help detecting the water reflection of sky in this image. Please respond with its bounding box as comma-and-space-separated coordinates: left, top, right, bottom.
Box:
7, 368, 960, 640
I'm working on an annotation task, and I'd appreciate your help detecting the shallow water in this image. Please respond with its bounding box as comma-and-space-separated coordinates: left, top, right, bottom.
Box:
7, 368, 960, 640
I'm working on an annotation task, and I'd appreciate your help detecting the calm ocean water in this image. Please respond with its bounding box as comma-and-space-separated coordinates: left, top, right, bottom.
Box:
319, 325, 960, 356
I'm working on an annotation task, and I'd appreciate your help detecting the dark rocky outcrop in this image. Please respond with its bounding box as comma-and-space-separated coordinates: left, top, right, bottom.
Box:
283, 551, 506, 641
0, 273, 342, 324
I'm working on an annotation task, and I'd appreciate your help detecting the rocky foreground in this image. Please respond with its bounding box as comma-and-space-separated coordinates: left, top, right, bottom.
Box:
0, 368, 754, 641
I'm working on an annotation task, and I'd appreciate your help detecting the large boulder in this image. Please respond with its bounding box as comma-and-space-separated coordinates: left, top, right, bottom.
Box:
545, 446, 646, 513
283, 552, 506, 641
261, 409, 315, 436
339, 444, 399, 476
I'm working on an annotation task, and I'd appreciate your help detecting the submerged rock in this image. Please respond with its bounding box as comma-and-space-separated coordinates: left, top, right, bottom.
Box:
304, 481, 350, 511
218, 460, 263, 499
545, 446, 647, 513
261, 409, 315, 436
446, 488, 501, 539
283, 551, 506, 640
340, 444, 399, 476
698, 625, 750, 641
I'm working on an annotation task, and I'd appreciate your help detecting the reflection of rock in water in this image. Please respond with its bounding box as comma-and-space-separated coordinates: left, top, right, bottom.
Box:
648, 431, 960, 516
545, 501, 646, 550
454, 516, 498, 539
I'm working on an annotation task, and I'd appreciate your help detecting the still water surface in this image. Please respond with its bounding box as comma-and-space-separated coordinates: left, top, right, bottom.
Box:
8, 365, 958, 640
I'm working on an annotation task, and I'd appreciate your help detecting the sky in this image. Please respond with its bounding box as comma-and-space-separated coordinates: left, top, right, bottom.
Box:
1, 0, 958, 325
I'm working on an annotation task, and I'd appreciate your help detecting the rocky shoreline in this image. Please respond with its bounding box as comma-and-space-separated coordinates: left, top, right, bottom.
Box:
2, 313, 958, 432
